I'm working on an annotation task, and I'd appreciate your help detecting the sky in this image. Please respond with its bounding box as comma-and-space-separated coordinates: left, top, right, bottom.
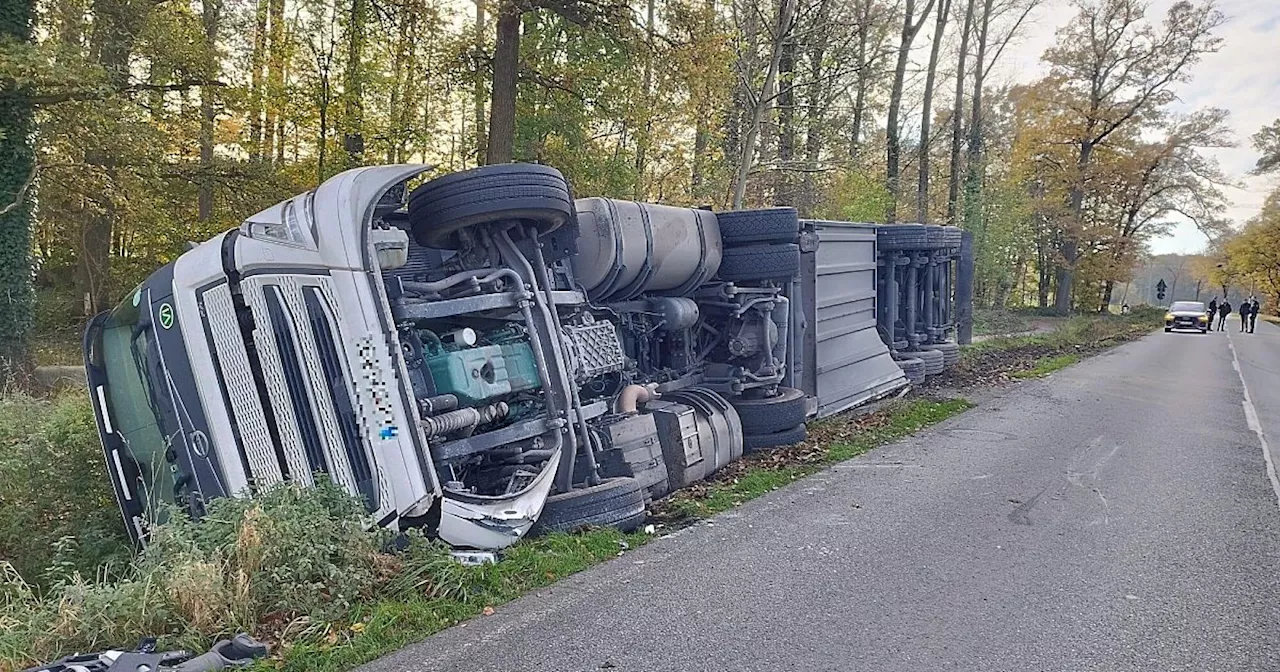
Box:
988, 0, 1280, 255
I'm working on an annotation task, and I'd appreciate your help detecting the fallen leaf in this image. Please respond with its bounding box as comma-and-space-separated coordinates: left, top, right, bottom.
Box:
482, 606, 495, 616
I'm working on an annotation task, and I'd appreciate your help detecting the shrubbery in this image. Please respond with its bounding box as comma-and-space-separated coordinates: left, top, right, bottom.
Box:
1, 476, 469, 670
0, 394, 472, 670
0, 394, 130, 586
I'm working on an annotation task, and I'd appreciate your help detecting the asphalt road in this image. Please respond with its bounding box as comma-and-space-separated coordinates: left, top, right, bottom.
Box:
363, 315, 1280, 672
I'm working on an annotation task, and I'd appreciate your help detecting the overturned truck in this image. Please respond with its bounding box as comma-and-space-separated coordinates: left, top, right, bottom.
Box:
84, 163, 958, 551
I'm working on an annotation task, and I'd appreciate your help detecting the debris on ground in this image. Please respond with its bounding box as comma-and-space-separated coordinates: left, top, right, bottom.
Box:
24, 634, 268, 672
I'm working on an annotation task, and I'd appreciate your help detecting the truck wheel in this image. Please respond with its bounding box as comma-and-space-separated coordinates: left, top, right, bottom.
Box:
911, 348, 945, 376
876, 224, 929, 251
531, 477, 647, 535
715, 208, 800, 246
716, 243, 800, 282
731, 386, 807, 435
408, 163, 574, 249
743, 423, 807, 454
923, 341, 960, 367
894, 355, 926, 384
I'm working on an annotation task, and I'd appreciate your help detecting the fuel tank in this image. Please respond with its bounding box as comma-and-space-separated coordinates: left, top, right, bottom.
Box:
572, 198, 722, 302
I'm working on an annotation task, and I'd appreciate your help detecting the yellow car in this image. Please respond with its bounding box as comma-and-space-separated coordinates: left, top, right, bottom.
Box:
1164, 301, 1210, 333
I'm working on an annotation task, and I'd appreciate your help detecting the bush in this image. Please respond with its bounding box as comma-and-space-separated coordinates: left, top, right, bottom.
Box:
0, 393, 130, 586
0, 480, 461, 671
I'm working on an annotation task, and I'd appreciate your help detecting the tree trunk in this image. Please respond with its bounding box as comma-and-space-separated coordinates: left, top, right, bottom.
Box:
801, 0, 831, 216
849, 0, 870, 159
1100, 279, 1114, 313
264, 0, 284, 162
473, 0, 487, 164
342, 0, 366, 168
884, 0, 915, 223
486, 0, 520, 164
0, 0, 35, 382
248, 0, 268, 160
916, 0, 950, 224
691, 0, 715, 203
198, 0, 222, 222
1054, 139, 1094, 313
962, 0, 991, 233
317, 76, 329, 179
731, 0, 796, 208
946, 0, 974, 224
80, 0, 139, 316
775, 34, 795, 206
635, 0, 656, 197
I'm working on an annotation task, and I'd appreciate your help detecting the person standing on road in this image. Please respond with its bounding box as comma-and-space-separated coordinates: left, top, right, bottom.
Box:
1219, 300, 1231, 331
1250, 298, 1261, 333
1240, 300, 1251, 332
1209, 298, 1218, 324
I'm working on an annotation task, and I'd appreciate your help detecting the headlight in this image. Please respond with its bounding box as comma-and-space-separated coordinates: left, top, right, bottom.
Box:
1198, 315, 1208, 322
1165, 314, 1174, 321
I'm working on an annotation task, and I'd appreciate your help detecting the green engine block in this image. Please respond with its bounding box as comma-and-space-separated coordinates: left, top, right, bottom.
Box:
422, 342, 541, 406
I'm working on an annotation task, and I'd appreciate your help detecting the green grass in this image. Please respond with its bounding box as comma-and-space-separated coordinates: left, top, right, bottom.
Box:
963, 311, 1161, 358
266, 529, 648, 672
1010, 353, 1080, 379
1, 394, 974, 672
662, 398, 973, 520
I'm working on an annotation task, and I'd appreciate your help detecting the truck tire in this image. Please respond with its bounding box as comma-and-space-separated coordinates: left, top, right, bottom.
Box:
408, 163, 574, 249
716, 208, 800, 246
927, 341, 960, 366
743, 423, 807, 454
943, 226, 963, 247
911, 348, 945, 375
731, 386, 807, 435
877, 224, 929, 251
925, 224, 946, 248
716, 243, 800, 282
531, 477, 648, 535
894, 355, 926, 384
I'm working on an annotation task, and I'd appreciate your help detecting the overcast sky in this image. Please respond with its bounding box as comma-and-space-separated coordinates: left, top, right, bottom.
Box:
988, 0, 1279, 255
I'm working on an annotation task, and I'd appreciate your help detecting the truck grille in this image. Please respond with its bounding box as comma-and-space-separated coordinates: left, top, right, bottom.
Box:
263, 286, 329, 477
303, 287, 380, 512
201, 284, 283, 487
235, 276, 385, 514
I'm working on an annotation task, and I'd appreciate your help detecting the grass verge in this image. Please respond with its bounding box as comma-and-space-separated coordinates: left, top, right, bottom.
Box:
654, 397, 973, 521
926, 310, 1161, 389
0, 394, 973, 672
1010, 353, 1080, 379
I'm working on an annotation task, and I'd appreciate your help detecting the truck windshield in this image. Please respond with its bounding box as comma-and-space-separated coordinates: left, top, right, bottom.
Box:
95, 289, 177, 514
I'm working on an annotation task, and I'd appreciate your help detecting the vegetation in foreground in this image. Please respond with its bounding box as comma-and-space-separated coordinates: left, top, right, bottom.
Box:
0, 393, 971, 672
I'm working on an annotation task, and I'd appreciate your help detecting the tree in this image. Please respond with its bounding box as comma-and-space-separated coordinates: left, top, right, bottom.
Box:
198, 0, 223, 222
0, 0, 37, 382
1038, 0, 1224, 313
946, 0, 974, 224
485, 0, 630, 165
730, 0, 796, 208
884, 0, 937, 222
1251, 118, 1280, 175
915, 0, 950, 223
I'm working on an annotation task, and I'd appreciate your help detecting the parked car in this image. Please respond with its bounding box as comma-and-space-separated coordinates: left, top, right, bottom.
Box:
83, 164, 815, 550
1164, 301, 1209, 333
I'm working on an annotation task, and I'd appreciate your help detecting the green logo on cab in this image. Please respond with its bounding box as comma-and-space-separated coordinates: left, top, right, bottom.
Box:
158, 303, 175, 330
